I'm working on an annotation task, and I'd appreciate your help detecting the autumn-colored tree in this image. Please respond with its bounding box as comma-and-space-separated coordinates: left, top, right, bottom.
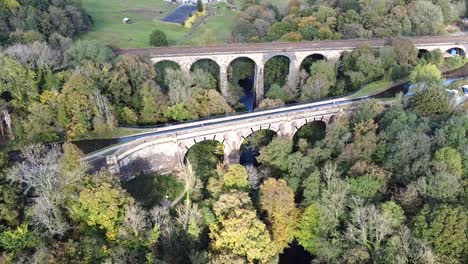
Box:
288, 0, 301, 14
260, 178, 299, 252
57, 73, 95, 139
281, 32, 303, 42
210, 191, 277, 263
0, 0, 19, 10
71, 173, 133, 240
222, 164, 249, 190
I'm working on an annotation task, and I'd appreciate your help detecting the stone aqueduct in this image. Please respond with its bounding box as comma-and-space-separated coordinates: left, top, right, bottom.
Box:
103, 36, 468, 176
117, 36, 468, 105
105, 99, 357, 176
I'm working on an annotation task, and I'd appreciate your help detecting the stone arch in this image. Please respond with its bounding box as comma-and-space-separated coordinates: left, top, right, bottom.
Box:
190, 58, 221, 91
264, 55, 292, 89
445, 47, 466, 58
227, 57, 258, 111
240, 126, 279, 143
417, 49, 430, 58
226, 56, 260, 69
179, 138, 225, 165
154, 60, 182, 90
292, 119, 327, 146
300, 53, 327, 73
239, 127, 278, 165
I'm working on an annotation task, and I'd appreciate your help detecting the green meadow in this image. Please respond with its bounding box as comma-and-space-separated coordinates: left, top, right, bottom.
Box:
80, 0, 237, 48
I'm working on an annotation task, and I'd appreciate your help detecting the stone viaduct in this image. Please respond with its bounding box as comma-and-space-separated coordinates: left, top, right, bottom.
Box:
115, 35, 468, 105
100, 98, 363, 177
97, 36, 468, 176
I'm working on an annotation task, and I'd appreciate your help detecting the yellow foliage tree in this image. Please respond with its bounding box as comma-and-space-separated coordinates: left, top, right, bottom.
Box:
71, 173, 133, 240
210, 191, 277, 263
259, 178, 300, 252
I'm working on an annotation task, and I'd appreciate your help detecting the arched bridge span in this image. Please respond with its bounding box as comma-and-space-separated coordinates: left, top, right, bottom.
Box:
101, 98, 367, 177
116, 36, 468, 105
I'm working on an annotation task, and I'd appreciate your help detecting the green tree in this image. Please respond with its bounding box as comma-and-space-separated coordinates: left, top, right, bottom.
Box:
287, 152, 315, 188
222, 164, 249, 190
417, 169, 462, 202
409, 63, 443, 88
71, 173, 133, 240
296, 203, 325, 255
346, 174, 386, 200
197, 0, 203, 13
149, 29, 168, 47
0, 153, 21, 227
413, 86, 451, 116
0, 54, 38, 109
0, 223, 39, 256
354, 99, 384, 124
391, 38, 418, 67
164, 103, 195, 121
264, 56, 289, 87
189, 89, 233, 118
258, 137, 293, 172
120, 106, 138, 125
139, 80, 168, 124
0, 0, 19, 10
301, 171, 321, 205
409, 0, 444, 36
301, 60, 336, 101
412, 204, 467, 263
432, 0, 455, 23
259, 178, 299, 252
22, 101, 61, 144
380, 201, 405, 228
66, 40, 113, 65
433, 147, 463, 177
338, 47, 384, 91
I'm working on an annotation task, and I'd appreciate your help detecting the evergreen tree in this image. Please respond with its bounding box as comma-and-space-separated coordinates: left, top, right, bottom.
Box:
197, 0, 203, 13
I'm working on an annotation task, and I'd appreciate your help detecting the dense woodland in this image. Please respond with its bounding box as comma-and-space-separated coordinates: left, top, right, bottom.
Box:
232, 0, 467, 42
0, 0, 467, 263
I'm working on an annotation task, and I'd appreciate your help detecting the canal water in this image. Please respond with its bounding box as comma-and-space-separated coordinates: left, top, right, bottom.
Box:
373, 77, 467, 98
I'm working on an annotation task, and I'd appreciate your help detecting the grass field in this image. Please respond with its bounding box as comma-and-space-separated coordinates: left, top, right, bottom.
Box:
80, 0, 237, 48
180, 3, 236, 45
81, 0, 190, 48
350, 80, 402, 98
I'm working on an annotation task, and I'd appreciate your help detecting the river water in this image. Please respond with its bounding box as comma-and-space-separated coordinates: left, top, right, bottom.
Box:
238, 77, 255, 112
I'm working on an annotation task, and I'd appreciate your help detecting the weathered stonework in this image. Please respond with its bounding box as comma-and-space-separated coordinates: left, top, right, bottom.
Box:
149, 42, 467, 106
106, 101, 355, 177
108, 37, 468, 176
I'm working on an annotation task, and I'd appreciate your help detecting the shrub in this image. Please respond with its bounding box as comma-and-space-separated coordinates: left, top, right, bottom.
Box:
149, 29, 168, 47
